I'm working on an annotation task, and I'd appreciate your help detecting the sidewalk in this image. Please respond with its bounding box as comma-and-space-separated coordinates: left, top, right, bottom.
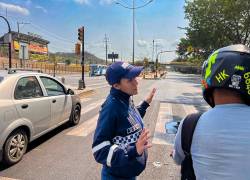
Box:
142, 71, 167, 79
67, 86, 95, 98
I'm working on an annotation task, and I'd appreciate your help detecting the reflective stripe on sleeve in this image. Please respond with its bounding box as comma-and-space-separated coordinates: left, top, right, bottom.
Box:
106, 144, 119, 167
92, 141, 111, 154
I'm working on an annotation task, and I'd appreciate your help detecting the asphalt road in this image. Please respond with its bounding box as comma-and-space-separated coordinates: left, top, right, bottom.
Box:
0, 72, 209, 180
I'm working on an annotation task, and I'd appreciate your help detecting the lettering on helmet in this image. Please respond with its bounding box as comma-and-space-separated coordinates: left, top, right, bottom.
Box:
205, 50, 219, 80
229, 75, 241, 89
215, 69, 229, 83
234, 65, 245, 71
244, 72, 250, 95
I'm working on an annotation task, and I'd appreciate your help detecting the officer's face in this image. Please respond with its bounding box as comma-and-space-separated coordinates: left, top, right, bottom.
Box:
115, 77, 138, 95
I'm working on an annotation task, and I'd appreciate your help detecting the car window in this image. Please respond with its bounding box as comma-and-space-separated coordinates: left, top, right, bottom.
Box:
15, 76, 43, 99
40, 77, 65, 96
0, 76, 4, 83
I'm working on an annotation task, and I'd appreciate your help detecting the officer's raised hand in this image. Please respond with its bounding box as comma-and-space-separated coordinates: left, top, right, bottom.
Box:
136, 128, 152, 155
145, 88, 156, 104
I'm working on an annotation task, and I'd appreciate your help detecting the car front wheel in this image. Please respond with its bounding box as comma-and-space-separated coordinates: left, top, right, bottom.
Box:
69, 104, 81, 126
3, 129, 28, 165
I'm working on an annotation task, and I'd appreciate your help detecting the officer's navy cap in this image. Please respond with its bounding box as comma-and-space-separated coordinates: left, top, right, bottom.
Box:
105, 61, 143, 85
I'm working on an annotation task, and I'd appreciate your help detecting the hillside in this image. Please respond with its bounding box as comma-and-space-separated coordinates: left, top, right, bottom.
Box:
52, 51, 106, 65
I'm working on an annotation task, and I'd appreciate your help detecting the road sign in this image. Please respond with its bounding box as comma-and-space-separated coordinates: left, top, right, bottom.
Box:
187, 46, 194, 53
108, 53, 118, 59
108, 52, 119, 63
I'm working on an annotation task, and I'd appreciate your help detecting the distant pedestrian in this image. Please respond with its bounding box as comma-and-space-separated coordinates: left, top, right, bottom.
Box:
92, 61, 156, 180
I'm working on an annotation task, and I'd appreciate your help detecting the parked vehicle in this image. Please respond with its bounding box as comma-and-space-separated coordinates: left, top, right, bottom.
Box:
0, 69, 81, 165
89, 64, 107, 76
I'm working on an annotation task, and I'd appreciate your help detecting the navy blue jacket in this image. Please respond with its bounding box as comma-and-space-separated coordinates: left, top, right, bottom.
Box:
92, 87, 150, 178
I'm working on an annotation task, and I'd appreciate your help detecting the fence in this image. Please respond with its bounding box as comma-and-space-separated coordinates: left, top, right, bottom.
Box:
0, 58, 90, 75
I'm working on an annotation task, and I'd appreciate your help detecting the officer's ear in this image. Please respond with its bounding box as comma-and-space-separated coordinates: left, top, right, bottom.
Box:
113, 83, 121, 90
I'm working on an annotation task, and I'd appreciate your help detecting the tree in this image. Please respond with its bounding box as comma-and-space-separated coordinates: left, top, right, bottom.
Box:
184, 0, 250, 59
176, 38, 191, 59
134, 60, 144, 66
143, 57, 149, 67
49, 54, 56, 63
65, 59, 71, 65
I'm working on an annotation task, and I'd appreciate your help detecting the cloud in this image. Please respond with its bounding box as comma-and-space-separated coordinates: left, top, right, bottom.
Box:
87, 42, 105, 49
99, 0, 114, 5
137, 40, 148, 47
170, 39, 179, 49
74, 0, 90, 5
154, 38, 165, 48
0, 2, 29, 16
35, 5, 47, 13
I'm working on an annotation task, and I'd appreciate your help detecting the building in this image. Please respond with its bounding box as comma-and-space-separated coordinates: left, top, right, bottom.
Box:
0, 31, 49, 64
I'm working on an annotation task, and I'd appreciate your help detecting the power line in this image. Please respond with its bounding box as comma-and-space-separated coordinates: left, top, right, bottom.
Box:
29, 23, 76, 44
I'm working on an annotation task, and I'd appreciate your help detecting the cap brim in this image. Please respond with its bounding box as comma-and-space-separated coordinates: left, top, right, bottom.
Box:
123, 66, 143, 79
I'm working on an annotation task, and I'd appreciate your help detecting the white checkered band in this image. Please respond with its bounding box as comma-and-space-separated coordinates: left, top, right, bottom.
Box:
112, 130, 141, 147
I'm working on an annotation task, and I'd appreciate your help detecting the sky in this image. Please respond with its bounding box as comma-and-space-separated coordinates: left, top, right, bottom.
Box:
0, 0, 188, 63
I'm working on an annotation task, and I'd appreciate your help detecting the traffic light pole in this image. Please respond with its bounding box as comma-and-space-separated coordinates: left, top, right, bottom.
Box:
155, 50, 175, 78
78, 26, 85, 89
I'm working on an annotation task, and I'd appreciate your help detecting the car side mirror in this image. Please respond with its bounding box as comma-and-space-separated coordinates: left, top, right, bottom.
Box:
165, 121, 180, 134
67, 88, 75, 95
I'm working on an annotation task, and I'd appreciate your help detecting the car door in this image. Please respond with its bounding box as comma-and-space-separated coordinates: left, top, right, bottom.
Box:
39, 76, 72, 126
13, 76, 51, 135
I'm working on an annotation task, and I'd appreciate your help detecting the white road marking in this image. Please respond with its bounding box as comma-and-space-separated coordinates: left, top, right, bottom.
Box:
66, 99, 104, 137
81, 98, 92, 103
66, 114, 99, 137
0, 177, 20, 180
81, 99, 105, 115
152, 103, 174, 146
94, 85, 110, 90
87, 82, 108, 87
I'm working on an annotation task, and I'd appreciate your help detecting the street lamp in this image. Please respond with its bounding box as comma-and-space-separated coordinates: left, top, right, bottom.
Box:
0, 16, 12, 68
155, 50, 175, 78
115, 0, 153, 64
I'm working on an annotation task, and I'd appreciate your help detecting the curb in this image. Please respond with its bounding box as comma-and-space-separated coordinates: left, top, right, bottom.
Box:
75, 88, 95, 98
67, 86, 95, 98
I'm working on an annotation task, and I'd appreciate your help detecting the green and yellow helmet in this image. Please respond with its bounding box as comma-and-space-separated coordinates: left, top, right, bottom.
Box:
201, 44, 250, 107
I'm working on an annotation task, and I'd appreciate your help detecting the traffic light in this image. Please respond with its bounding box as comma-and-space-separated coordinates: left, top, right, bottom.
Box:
78, 27, 84, 42
75, 43, 81, 55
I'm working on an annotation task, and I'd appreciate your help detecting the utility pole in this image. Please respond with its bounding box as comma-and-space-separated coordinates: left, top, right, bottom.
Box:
17, 22, 30, 68
155, 43, 159, 58
104, 34, 109, 65
0, 16, 12, 68
155, 50, 175, 78
115, 0, 153, 65
152, 40, 154, 62
132, 0, 135, 64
